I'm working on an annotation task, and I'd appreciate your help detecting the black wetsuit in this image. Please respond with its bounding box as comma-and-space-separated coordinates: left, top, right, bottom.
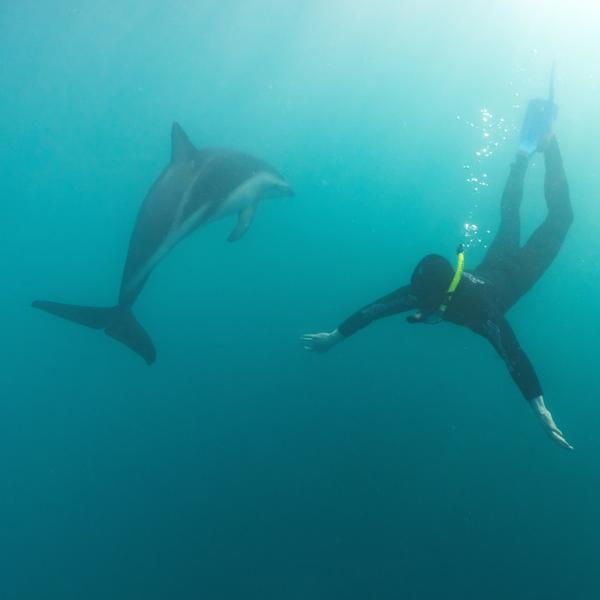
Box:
338, 138, 572, 401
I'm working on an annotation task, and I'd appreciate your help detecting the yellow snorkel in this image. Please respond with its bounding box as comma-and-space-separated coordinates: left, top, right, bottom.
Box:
439, 243, 465, 314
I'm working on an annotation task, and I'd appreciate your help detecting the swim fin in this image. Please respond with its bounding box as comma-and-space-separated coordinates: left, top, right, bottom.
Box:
518, 67, 558, 155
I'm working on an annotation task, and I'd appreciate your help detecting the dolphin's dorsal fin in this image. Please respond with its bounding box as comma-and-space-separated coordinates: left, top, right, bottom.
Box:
171, 122, 197, 164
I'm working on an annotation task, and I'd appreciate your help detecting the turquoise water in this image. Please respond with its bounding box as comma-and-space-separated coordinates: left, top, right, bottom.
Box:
2, 2, 600, 598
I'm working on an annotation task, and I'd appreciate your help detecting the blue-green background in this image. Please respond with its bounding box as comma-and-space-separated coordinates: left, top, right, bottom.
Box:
2, 2, 600, 598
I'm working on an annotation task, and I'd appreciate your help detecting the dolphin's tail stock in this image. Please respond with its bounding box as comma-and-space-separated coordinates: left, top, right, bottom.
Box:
32, 300, 156, 364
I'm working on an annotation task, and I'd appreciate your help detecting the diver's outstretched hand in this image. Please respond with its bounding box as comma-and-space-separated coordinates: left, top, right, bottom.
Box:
531, 396, 573, 450
301, 329, 343, 353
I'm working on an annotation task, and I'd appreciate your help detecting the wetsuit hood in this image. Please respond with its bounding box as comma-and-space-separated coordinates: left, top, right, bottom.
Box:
411, 254, 454, 310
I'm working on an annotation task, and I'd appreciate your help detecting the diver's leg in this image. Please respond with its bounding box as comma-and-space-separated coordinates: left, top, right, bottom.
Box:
477, 153, 528, 271
509, 137, 573, 299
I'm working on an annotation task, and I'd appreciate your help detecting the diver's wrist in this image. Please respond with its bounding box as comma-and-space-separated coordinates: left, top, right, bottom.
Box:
331, 328, 344, 343
530, 395, 548, 417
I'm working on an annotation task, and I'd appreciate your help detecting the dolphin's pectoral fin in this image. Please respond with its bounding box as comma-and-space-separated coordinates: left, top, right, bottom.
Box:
228, 204, 257, 242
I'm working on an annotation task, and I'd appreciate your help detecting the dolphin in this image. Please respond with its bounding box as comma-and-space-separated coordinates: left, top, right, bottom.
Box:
33, 122, 293, 364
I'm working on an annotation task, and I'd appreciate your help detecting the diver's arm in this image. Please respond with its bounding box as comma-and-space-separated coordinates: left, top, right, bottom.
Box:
478, 316, 542, 399
302, 285, 417, 353
476, 315, 572, 449
337, 285, 417, 336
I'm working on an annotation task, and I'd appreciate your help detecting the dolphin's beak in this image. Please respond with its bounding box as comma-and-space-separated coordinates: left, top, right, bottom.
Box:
268, 180, 294, 199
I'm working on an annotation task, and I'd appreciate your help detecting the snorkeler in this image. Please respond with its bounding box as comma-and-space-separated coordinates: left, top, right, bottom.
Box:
302, 86, 574, 450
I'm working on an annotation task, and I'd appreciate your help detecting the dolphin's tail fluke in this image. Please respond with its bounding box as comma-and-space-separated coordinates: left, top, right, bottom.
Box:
32, 300, 156, 365
105, 306, 156, 365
